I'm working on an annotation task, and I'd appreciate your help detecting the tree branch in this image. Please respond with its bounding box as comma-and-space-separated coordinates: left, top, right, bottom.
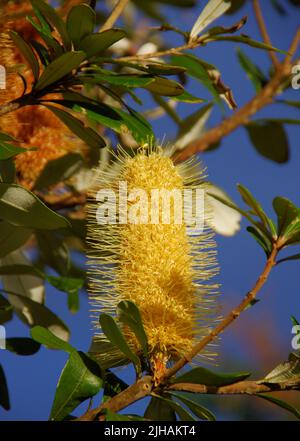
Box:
160, 242, 280, 383
252, 0, 280, 68
168, 380, 300, 395
100, 0, 130, 32
173, 27, 300, 163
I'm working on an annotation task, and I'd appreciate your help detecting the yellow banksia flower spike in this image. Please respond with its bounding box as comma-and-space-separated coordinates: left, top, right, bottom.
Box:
87, 145, 220, 382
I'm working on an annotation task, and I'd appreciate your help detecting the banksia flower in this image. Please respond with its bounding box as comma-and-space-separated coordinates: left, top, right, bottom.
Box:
87, 146, 219, 382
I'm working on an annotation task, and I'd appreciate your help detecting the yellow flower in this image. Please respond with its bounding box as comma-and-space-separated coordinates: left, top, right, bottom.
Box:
87, 147, 219, 381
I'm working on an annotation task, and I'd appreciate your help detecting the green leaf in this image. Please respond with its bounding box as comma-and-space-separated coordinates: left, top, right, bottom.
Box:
79, 29, 126, 59
83, 71, 155, 88
117, 300, 148, 356
0, 140, 36, 160
104, 371, 128, 399
9, 31, 39, 81
50, 351, 103, 421
255, 394, 300, 420
175, 103, 213, 150
34, 153, 84, 190
7, 293, 70, 341
144, 77, 184, 97
31, 0, 71, 50
236, 47, 267, 92
66, 4, 96, 49
5, 337, 41, 356
46, 276, 83, 308
237, 184, 275, 236
273, 197, 300, 242
99, 313, 140, 368
0, 365, 10, 411
152, 395, 196, 421
36, 231, 70, 276
277, 254, 300, 264
247, 226, 272, 257
44, 105, 106, 149
31, 326, 74, 352
171, 90, 205, 103
0, 221, 32, 258
207, 35, 287, 54
277, 99, 300, 110
35, 51, 86, 91
169, 391, 216, 421
0, 158, 16, 183
144, 397, 176, 421
172, 367, 251, 386
245, 121, 289, 163
0, 183, 70, 230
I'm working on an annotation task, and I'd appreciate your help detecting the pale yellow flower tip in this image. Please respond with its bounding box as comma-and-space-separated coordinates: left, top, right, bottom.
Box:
87, 146, 220, 378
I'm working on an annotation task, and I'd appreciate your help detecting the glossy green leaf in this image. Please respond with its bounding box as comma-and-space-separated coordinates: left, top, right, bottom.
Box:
0, 365, 10, 411
99, 313, 140, 367
172, 366, 251, 386
277, 254, 300, 264
245, 121, 289, 163
144, 76, 184, 96
50, 351, 103, 421
0, 140, 36, 160
117, 300, 148, 356
44, 105, 106, 149
34, 153, 84, 190
5, 338, 41, 356
9, 31, 39, 81
247, 226, 272, 257
144, 397, 176, 421
0, 184, 70, 230
171, 90, 205, 103
35, 51, 86, 91
79, 29, 126, 58
0, 221, 32, 258
152, 395, 196, 421
31, 0, 71, 50
83, 73, 155, 88
36, 232, 70, 276
273, 197, 300, 241
255, 394, 300, 419
170, 391, 216, 421
66, 4, 96, 49
31, 326, 74, 352
237, 48, 267, 92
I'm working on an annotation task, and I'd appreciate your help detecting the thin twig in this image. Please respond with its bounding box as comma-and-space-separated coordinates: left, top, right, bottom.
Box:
168, 380, 300, 395
252, 0, 280, 68
160, 242, 280, 383
174, 28, 300, 163
100, 0, 130, 32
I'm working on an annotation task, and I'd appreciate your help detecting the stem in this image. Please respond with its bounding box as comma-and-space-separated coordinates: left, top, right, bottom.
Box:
160, 243, 279, 383
252, 0, 279, 68
174, 27, 300, 163
100, 0, 130, 32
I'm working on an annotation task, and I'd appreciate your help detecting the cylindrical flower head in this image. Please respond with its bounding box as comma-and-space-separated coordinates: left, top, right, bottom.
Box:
87, 147, 219, 380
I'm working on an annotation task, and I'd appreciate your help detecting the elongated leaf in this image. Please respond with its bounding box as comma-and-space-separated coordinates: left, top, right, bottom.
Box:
0, 184, 70, 230
6, 337, 41, 356
0, 140, 36, 160
207, 35, 286, 53
0, 221, 32, 258
99, 313, 140, 367
79, 29, 126, 59
277, 253, 300, 264
50, 351, 103, 421
152, 395, 196, 421
34, 153, 84, 190
171, 90, 205, 103
170, 391, 215, 421
172, 366, 250, 386
44, 105, 106, 149
175, 103, 213, 150
144, 396, 176, 421
190, 0, 232, 39
0, 294, 13, 325
31, 326, 74, 352
104, 371, 128, 399
0, 365, 10, 411
245, 121, 289, 163
236, 47, 267, 92
66, 4, 96, 49
144, 77, 184, 96
9, 31, 39, 81
36, 231, 70, 276
83, 73, 155, 88
247, 226, 273, 257
31, 0, 71, 50
117, 300, 148, 356
255, 394, 300, 419
35, 51, 86, 91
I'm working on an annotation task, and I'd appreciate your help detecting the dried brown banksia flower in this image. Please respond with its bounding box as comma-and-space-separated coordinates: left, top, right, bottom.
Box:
87, 146, 220, 382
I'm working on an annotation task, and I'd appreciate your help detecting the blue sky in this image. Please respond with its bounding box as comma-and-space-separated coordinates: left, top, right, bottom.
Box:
0, 0, 300, 421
